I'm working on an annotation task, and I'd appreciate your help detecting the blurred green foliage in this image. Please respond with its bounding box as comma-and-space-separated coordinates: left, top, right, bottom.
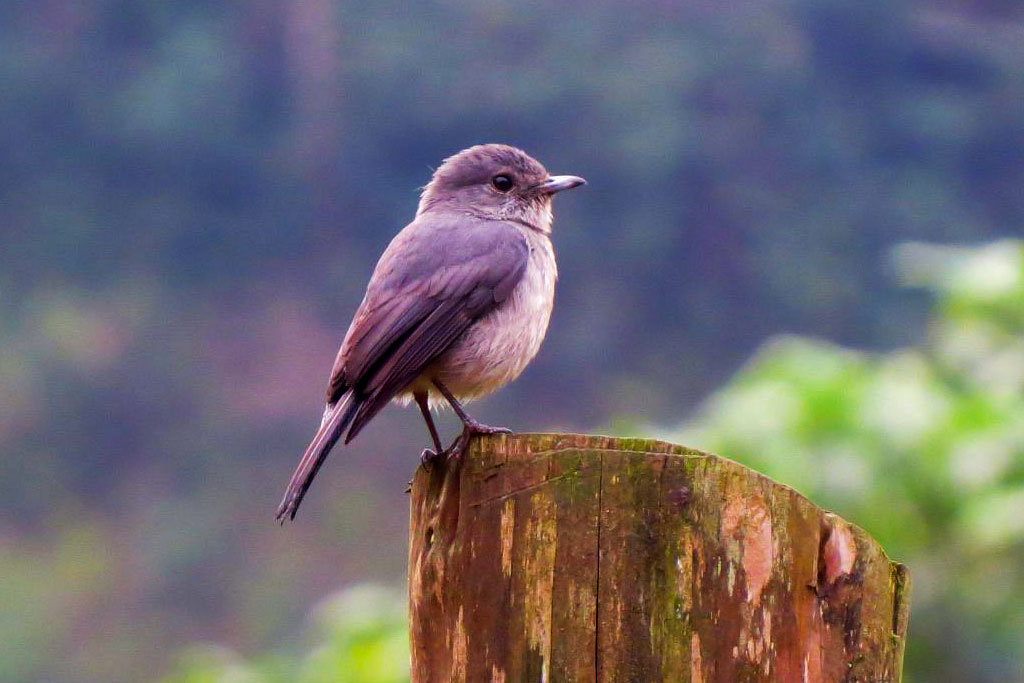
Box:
163, 585, 409, 683
665, 240, 1024, 681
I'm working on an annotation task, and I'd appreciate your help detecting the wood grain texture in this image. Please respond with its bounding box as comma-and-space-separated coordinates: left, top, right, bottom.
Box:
409, 433, 910, 683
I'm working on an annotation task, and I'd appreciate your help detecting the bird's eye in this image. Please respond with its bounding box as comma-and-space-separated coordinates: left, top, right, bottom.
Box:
491, 175, 514, 192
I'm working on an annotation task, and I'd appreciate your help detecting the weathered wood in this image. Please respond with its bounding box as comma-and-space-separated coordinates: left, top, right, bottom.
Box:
409, 433, 910, 682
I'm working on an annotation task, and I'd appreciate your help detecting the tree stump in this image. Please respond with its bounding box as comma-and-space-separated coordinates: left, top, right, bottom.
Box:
409, 433, 910, 682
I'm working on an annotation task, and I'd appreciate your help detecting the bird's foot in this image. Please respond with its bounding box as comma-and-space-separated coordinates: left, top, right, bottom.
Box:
417, 421, 512, 473
408, 448, 441, 491
443, 429, 472, 463
419, 447, 444, 470
462, 418, 512, 437
442, 422, 512, 463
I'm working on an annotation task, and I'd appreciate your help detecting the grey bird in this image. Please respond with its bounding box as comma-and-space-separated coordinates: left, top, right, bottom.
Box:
275, 144, 585, 521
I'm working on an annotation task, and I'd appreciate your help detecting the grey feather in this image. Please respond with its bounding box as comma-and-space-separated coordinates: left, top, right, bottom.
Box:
337, 214, 530, 440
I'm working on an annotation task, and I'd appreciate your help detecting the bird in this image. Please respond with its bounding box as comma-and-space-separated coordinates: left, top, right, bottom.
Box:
275, 144, 585, 521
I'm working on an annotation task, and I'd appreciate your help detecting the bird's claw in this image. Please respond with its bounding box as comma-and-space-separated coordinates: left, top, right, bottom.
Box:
418, 424, 512, 475
420, 447, 442, 470
444, 422, 512, 462
463, 419, 512, 436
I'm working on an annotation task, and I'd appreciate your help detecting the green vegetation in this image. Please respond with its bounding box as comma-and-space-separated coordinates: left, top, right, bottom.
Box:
164, 585, 409, 683
666, 240, 1024, 681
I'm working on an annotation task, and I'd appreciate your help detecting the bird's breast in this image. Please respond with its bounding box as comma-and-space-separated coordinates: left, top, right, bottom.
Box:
422, 232, 557, 403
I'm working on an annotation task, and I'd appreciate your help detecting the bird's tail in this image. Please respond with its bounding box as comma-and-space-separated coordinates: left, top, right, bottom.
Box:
275, 392, 359, 522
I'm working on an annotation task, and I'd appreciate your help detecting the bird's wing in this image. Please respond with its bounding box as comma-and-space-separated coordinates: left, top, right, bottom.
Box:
329, 214, 530, 441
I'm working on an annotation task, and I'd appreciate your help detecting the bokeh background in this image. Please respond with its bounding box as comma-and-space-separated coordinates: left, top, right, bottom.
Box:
3, 1, 1024, 681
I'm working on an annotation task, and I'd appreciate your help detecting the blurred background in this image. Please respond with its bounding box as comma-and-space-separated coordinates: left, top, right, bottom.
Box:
2, 0, 1023, 681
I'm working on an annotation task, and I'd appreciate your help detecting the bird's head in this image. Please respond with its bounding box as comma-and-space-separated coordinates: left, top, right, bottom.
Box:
418, 143, 585, 233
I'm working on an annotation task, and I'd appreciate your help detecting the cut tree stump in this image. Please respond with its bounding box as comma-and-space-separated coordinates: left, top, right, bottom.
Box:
409, 433, 910, 682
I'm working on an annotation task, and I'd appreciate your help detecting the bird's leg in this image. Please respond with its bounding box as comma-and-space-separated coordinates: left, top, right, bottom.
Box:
432, 379, 511, 460
414, 390, 445, 468
433, 380, 511, 435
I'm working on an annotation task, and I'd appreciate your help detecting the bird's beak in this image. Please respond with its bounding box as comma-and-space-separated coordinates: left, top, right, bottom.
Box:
534, 175, 587, 195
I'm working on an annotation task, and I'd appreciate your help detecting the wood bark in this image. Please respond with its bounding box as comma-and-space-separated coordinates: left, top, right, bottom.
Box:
409, 433, 910, 682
